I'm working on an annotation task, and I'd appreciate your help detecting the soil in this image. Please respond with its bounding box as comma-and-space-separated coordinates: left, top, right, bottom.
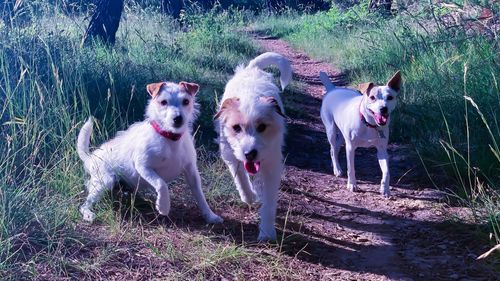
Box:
245, 35, 498, 280
64, 36, 499, 281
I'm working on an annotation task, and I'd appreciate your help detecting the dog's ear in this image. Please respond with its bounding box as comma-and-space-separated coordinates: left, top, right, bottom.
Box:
261, 96, 286, 118
357, 82, 375, 96
214, 98, 239, 120
179, 81, 200, 96
387, 71, 401, 92
146, 82, 166, 99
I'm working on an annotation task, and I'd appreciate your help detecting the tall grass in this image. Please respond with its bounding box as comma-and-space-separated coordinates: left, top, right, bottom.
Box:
0, 2, 257, 278
253, 1, 500, 243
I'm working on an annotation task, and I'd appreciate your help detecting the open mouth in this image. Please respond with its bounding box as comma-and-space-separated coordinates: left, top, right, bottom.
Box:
244, 161, 261, 175
369, 110, 389, 126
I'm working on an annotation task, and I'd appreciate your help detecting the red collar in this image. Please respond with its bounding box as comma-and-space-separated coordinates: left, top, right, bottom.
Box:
359, 98, 378, 129
150, 121, 182, 141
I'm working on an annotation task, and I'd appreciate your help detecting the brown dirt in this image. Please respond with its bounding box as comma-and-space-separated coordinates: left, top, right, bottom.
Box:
249, 35, 498, 280
61, 36, 499, 281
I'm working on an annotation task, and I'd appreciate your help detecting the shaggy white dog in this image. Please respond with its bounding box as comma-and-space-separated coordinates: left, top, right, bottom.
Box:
215, 52, 292, 241
77, 81, 222, 224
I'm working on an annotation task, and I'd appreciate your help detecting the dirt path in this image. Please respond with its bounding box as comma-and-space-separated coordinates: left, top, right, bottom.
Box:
250, 35, 497, 280
67, 36, 498, 281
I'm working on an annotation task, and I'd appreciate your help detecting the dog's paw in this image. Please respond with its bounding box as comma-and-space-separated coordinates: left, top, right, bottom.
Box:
347, 183, 358, 192
258, 229, 277, 243
380, 185, 391, 198
80, 207, 96, 222
333, 168, 343, 177
204, 212, 224, 224
240, 192, 258, 205
156, 204, 171, 216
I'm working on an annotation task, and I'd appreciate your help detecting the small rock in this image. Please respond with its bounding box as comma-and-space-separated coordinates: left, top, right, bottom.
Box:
438, 244, 447, 250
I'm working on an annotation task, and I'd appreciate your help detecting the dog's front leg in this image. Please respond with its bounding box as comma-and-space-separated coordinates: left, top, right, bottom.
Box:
220, 140, 257, 204
256, 160, 282, 242
345, 142, 358, 192
135, 166, 171, 216
224, 159, 257, 204
377, 145, 390, 197
184, 163, 223, 224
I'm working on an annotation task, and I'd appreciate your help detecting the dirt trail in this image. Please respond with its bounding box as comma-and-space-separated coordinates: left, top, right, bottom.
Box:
68, 36, 498, 281
251, 35, 497, 280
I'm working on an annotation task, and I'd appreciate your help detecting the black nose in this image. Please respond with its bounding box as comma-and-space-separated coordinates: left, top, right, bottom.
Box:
244, 149, 258, 161
173, 115, 183, 127
380, 107, 388, 115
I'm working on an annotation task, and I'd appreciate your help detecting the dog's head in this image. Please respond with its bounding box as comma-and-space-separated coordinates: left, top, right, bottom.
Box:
358, 71, 401, 126
214, 96, 285, 175
145, 81, 199, 134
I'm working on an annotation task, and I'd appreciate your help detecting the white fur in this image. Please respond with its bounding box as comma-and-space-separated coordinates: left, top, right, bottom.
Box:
320, 72, 401, 197
216, 52, 292, 241
77, 82, 222, 223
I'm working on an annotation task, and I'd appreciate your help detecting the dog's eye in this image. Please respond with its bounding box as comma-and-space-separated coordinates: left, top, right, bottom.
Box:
232, 124, 242, 133
256, 124, 267, 133
182, 99, 190, 106
387, 96, 394, 101
369, 96, 376, 101
160, 100, 168, 106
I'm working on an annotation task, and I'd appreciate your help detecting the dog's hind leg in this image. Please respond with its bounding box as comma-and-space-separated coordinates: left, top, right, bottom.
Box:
377, 145, 390, 197
322, 110, 343, 177
80, 174, 115, 222
326, 124, 344, 177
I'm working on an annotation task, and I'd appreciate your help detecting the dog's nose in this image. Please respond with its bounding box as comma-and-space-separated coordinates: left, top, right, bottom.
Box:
173, 115, 183, 127
244, 149, 258, 161
380, 107, 388, 115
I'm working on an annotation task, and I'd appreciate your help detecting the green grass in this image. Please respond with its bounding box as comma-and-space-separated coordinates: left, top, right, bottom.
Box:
253, 1, 500, 244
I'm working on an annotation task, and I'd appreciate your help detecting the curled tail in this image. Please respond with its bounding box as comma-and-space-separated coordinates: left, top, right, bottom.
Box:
319, 71, 335, 92
247, 52, 292, 91
77, 117, 93, 163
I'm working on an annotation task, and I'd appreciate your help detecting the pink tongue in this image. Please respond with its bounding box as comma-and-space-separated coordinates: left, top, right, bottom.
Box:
375, 114, 388, 125
244, 161, 261, 175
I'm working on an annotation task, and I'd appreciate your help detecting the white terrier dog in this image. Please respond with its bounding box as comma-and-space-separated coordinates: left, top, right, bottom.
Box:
77, 81, 222, 224
214, 52, 292, 241
319, 71, 401, 197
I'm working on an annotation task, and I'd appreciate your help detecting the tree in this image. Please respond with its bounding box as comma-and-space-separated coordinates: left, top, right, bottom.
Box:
162, 0, 184, 19
369, 0, 393, 14
266, 0, 282, 14
82, 0, 124, 46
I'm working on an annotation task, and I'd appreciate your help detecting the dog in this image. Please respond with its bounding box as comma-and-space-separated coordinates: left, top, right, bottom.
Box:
77, 81, 223, 224
319, 71, 401, 197
214, 52, 292, 241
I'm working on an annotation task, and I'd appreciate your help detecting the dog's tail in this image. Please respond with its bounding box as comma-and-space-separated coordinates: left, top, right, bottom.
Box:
77, 117, 93, 163
319, 71, 335, 92
247, 52, 292, 91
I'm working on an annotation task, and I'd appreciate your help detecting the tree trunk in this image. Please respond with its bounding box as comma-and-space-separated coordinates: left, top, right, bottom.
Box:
369, 0, 393, 13
266, 0, 285, 14
82, 0, 124, 46
162, 0, 184, 19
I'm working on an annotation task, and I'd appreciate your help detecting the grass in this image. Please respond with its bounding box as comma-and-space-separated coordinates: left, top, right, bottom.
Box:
0, 2, 294, 279
253, 1, 500, 245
